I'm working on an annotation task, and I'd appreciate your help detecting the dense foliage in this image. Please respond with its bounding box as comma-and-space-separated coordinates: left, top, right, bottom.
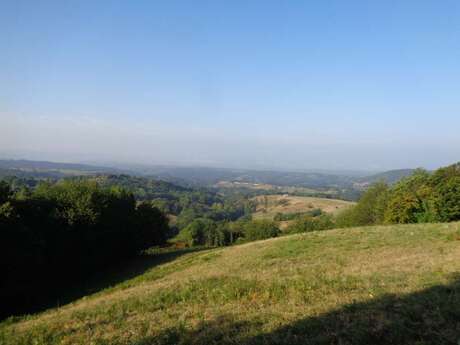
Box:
174, 218, 230, 247
274, 209, 322, 221
336, 163, 460, 227
175, 219, 280, 246
241, 220, 281, 241
0, 180, 169, 317
285, 214, 335, 234
89, 175, 256, 232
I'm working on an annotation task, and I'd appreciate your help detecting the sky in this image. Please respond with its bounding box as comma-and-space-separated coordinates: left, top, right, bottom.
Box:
2, 0, 460, 171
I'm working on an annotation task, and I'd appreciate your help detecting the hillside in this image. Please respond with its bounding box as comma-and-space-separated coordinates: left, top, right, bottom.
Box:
0, 159, 118, 173
354, 169, 416, 188
2, 222, 460, 344
118, 165, 359, 188
252, 194, 354, 222
0, 159, 415, 198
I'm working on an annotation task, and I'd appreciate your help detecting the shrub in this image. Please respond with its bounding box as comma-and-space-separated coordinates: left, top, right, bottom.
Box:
274, 209, 322, 221
242, 220, 280, 241
285, 214, 334, 234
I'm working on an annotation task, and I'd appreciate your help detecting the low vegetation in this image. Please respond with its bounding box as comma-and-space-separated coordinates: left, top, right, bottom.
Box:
251, 194, 354, 220
2, 222, 460, 344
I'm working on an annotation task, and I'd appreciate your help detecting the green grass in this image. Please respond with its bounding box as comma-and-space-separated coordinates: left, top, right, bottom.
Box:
2, 222, 460, 344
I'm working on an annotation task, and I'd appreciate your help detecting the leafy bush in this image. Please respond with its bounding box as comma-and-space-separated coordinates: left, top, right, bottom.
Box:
274, 209, 323, 221
285, 214, 334, 234
242, 220, 281, 241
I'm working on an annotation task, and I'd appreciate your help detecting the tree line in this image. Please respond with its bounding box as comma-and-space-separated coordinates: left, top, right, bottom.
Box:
88, 174, 257, 232
0, 179, 169, 318
178, 162, 460, 246
174, 218, 282, 247
336, 163, 460, 227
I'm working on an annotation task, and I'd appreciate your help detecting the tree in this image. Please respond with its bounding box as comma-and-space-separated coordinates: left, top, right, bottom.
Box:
0, 181, 11, 204
286, 214, 334, 233
384, 170, 433, 223
135, 202, 169, 249
177, 218, 220, 246
0, 179, 171, 317
336, 181, 389, 227
243, 220, 280, 241
430, 163, 460, 222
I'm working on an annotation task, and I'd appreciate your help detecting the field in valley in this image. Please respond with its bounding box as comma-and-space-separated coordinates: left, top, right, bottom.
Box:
251, 194, 355, 222
2, 222, 460, 345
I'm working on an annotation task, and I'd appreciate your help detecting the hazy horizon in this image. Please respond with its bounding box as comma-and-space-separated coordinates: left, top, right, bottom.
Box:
2, 1, 460, 171
0, 154, 443, 176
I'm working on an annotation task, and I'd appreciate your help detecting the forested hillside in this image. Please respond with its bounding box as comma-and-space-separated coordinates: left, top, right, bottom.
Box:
337, 163, 460, 227
0, 159, 413, 193
1, 161, 459, 325
0, 180, 169, 318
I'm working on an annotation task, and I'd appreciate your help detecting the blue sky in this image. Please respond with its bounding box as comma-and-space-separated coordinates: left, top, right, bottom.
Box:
2, 0, 460, 171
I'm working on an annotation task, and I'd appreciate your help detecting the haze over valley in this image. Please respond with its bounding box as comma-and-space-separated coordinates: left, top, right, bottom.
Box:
1, 1, 460, 344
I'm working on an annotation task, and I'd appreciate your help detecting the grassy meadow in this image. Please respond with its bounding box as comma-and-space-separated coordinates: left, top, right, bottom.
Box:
252, 194, 354, 225
2, 222, 460, 344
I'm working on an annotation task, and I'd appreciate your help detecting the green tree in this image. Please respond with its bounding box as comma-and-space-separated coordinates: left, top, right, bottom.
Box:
285, 214, 334, 234
336, 181, 389, 227
430, 163, 460, 222
384, 170, 433, 224
243, 220, 280, 241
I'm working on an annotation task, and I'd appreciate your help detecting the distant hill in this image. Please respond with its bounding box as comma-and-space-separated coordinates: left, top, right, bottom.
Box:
0, 159, 121, 178
0, 159, 117, 172
124, 165, 359, 189
355, 169, 416, 188
91, 174, 190, 196
0, 159, 417, 191
251, 194, 355, 225
0, 159, 358, 189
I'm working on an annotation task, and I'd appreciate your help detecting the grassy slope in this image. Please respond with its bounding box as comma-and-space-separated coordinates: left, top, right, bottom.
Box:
252, 195, 354, 221
2, 222, 460, 345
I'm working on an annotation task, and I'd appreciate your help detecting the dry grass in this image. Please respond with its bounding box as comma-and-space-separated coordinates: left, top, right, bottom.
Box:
252, 194, 354, 220
2, 222, 460, 345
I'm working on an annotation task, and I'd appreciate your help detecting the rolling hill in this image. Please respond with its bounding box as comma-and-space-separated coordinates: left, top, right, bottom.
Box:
0, 159, 118, 173
0, 159, 121, 179
251, 194, 354, 220
354, 169, 416, 188
2, 222, 460, 345
0, 159, 418, 193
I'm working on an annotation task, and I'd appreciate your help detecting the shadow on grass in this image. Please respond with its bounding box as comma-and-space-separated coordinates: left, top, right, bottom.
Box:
133, 274, 460, 345
1, 247, 207, 320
